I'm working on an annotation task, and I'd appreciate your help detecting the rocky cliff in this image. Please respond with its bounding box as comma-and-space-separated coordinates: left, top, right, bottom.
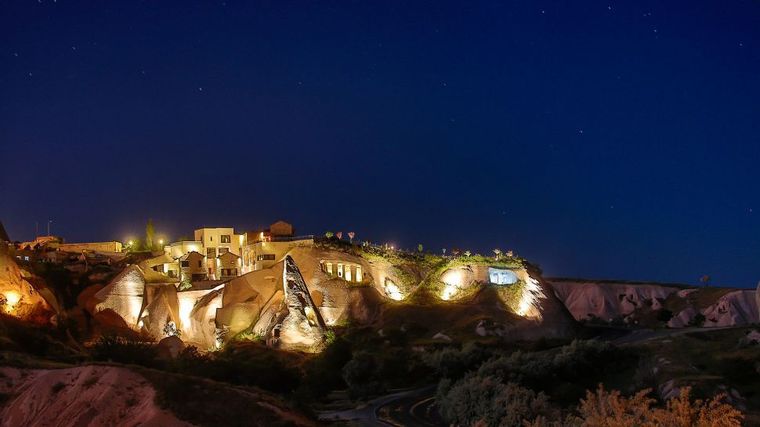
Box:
550, 278, 759, 328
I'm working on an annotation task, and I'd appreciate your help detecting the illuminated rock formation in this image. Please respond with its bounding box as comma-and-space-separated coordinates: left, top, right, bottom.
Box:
139, 284, 181, 339
274, 255, 327, 350
93, 265, 148, 327
182, 286, 224, 349
0, 253, 53, 320
217, 262, 283, 336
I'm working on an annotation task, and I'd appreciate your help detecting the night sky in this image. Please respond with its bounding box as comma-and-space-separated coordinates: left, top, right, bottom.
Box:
2, 1, 759, 287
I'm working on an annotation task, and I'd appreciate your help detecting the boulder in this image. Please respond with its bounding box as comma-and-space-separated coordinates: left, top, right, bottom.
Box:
157, 335, 185, 359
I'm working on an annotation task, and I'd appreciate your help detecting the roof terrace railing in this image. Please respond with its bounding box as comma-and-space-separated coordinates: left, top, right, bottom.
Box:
253, 234, 315, 243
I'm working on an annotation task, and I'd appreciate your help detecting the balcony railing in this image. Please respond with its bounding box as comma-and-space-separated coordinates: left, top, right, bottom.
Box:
252, 235, 314, 243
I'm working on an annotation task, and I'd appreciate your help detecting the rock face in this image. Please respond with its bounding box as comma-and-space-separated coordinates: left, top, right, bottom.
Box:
0, 365, 191, 427
91, 246, 577, 349
552, 279, 760, 328
0, 253, 53, 320
93, 265, 147, 327
701, 290, 758, 327
551, 279, 679, 322
266, 256, 327, 351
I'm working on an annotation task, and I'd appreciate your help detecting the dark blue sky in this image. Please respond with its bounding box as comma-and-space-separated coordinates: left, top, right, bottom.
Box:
2, 1, 759, 287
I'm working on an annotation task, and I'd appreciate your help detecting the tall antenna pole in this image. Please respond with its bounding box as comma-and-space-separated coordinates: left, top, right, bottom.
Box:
35, 222, 39, 237
47, 220, 52, 236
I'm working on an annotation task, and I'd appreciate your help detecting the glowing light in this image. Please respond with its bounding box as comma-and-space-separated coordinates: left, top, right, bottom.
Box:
3, 291, 21, 312
440, 269, 464, 300
159, 239, 164, 245
442, 269, 463, 287
178, 296, 195, 329
516, 276, 545, 318
383, 279, 403, 301
441, 284, 457, 301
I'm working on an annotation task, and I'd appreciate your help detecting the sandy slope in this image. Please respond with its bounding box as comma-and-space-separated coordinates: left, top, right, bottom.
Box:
0, 365, 190, 427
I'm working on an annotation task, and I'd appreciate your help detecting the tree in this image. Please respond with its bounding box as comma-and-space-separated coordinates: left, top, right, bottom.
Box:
324, 231, 334, 238
436, 377, 553, 426
464, 250, 471, 257
417, 243, 424, 253
493, 248, 502, 260
336, 231, 343, 240
145, 219, 156, 251
347, 231, 355, 243
700, 275, 711, 287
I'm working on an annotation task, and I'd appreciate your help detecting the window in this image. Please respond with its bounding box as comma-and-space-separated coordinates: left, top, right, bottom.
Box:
355, 266, 362, 282
220, 268, 238, 276
181, 261, 189, 267
345, 266, 352, 282
221, 235, 231, 243
206, 248, 215, 258
256, 254, 276, 261
488, 268, 518, 285
337, 263, 344, 278
218, 247, 229, 255
198, 260, 202, 267
326, 262, 333, 274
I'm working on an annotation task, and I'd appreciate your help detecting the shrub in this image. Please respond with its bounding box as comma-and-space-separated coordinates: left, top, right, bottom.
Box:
51, 381, 67, 393
90, 335, 159, 367
342, 351, 384, 399
572, 385, 742, 427
689, 313, 706, 327
423, 342, 493, 379
436, 376, 553, 426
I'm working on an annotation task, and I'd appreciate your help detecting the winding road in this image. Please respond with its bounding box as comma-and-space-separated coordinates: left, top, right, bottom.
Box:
318, 385, 441, 426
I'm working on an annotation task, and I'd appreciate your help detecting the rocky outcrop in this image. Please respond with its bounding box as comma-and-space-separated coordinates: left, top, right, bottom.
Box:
0, 253, 53, 321
701, 290, 758, 327
92, 265, 148, 327
551, 280, 679, 322
552, 279, 760, 328
266, 256, 326, 351
0, 365, 191, 427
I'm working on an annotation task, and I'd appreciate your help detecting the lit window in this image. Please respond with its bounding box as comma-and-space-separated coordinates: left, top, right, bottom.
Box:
221, 235, 231, 243
337, 263, 344, 278
326, 262, 333, 274
488, 268, 518, 285
345, 266, 352, 282
355, 266, 362, 282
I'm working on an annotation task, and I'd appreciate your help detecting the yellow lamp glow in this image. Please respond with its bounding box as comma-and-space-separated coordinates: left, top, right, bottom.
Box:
441, 284, 457, 301
178, 296, 194, 329
515, 276, 544, 318
3, 291, 21, 312
384, 280, 403, 301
